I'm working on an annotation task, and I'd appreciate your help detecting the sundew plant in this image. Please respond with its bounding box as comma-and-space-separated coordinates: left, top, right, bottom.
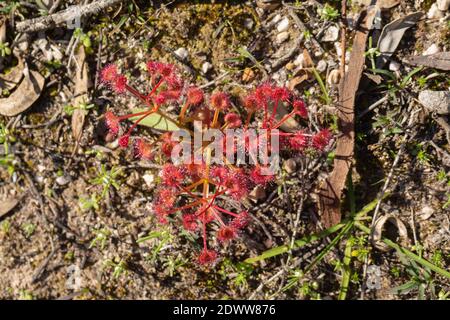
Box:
100, 61, 331, 264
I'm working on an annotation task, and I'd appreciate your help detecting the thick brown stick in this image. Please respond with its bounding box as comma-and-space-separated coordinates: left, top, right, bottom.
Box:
318, 6, 377, 228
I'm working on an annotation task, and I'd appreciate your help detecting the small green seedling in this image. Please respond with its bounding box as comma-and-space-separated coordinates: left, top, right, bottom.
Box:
104, 258, 128, 279
79, 193, 100, 212
64, 102, 96, 116
89, 228, 111, 250
22, 223, 36, 239
91, 165, 122, 198
320, 4, 339, 21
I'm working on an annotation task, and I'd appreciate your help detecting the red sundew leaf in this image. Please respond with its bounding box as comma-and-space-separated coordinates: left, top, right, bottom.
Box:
217, 226, 237, 242
198, 249, 218, 265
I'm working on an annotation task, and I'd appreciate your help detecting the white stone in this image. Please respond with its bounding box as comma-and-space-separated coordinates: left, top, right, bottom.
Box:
51, 45, 63, 61
294, 53, 305, 67
423, 43, 440, 56
321, 25, 340, 42
437, 0, 450, 11
272, 72, 281, 81
35, 38, 53, 61
35, 175, 44, 184
283, 159, 297, 173
418, 90, 450, 115
142, 174, 154, 188
277, 17, 290, 33
201, 61, 213, 74
420, 206, 435, 220
316, 60, 327, 73
174, 47, 188, 60
276, 31, 290, 44
427, 3, 445, 19
389, 60, 400, 71
271, 14, 282, 25
56, 175, 70, 186
335, 42, 343, 57
244, 18, 254, 30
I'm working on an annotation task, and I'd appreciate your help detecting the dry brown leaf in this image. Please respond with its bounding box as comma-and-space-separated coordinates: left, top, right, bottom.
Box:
274, 102, 299, 133
0, 69, 45, 116
371, 215, 409, 251
404, 52, 450, 71
376, 12, 423, 68
355, 0, 400, 8
302, 49, 314, 68
379, 0, 401, 8
0, 197, 19, 218
288, 73, 309, 91
0, 17, 6, 43
242, 67, 255, 83
363, 71, 383, 85
318, 6, 378, 228
71, 47, 89, 141
0, 57, 25, 91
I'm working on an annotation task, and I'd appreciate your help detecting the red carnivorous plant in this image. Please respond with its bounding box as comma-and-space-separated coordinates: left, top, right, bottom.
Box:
100, 61, 332, 265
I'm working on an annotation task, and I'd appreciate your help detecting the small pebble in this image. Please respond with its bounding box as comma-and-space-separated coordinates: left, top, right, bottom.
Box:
283, 159, 297, 173
423, 43, 440, 56
437, 0, 450, 11
201, 61, 212, 74
244, 18, 254, 30
174, 47, 189, 60
335, 42, 343, 57
294, 53, 305, 67
313, 50, 323, 58
388, 60, 400, 72
41, 0, 53, 9
51, 45, 63, 61
418, 90, 450, 115
277, 17, 290, 33
249, 185, 266, 202
321, 25, 340, 42
316, 60, 327, 73
420, 206, 435, 220
276, 31, 290, 44
56, 175, 70, 186
142, 174, 155, 188
271, 14, 282, 25
35, 175, 44, 184
427, 3, 445, 19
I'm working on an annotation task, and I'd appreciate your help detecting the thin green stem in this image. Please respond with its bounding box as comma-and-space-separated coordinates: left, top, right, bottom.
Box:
311, 67, 331, 105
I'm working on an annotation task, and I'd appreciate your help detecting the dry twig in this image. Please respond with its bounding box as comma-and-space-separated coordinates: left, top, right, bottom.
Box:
16, 0, 124, 33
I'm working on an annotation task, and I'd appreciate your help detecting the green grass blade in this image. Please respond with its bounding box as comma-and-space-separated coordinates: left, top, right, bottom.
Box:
311, 68, 331, 105
281, 221, 354, 292
400, 66, 423, 88
354, 222, 450, 280
338, 238, 353, 300
367, 68, 396, 80
244, 196, 386, 264
244, 222, 346, 264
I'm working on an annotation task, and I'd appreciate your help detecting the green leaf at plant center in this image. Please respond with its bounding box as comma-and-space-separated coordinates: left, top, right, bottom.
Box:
130, 108, 179, 131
